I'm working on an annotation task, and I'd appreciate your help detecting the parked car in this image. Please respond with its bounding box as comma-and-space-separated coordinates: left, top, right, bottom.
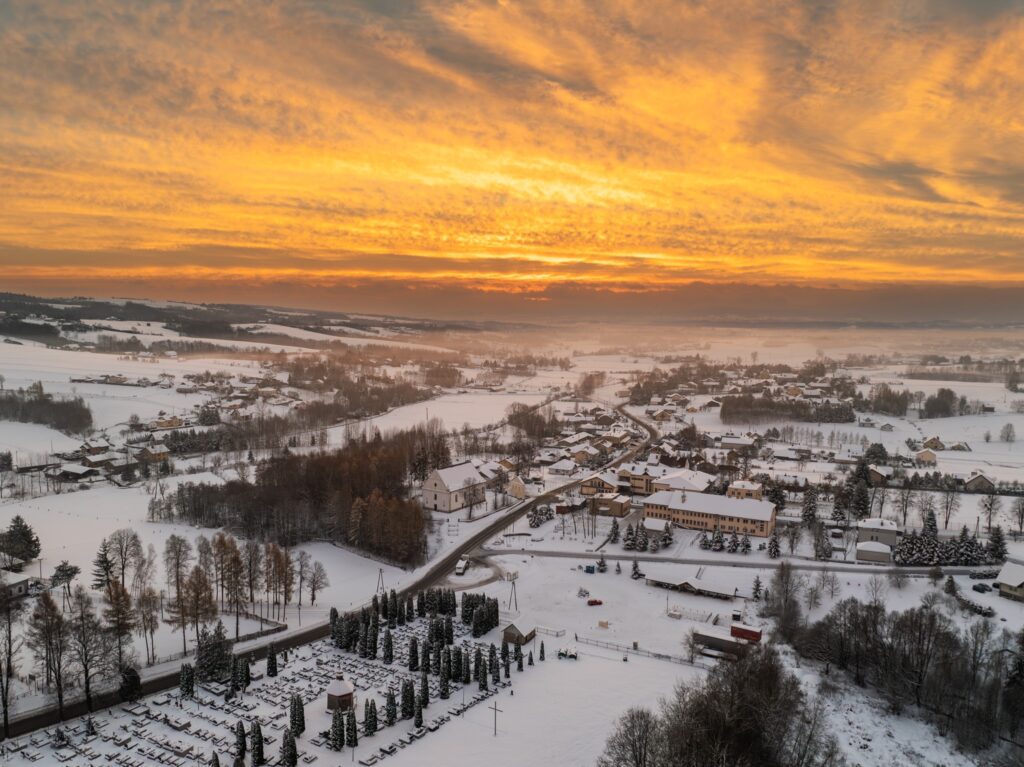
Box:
972, 583, 992, 594
587, 599, 603, 606
557, 648, 578, 660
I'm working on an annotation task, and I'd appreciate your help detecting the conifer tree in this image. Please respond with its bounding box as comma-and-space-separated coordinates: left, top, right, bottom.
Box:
987, 525, 1008, 563
727, 532, 740, 553
752, 575, 762, 600
420, 669, 429, 708
179, 663, 195, 698
330, 708, 345, 750
740, 533, 751, 554
409, 637, 419, 671
414, 698, 423, 727
440, 654, 451, 699
92, 538, 114, 590
251, 722, 265, 765
289, 694, 306, 735
401, 679, 414, 719
528, 650, 534, 666
767, 530, 781, 559
280, 729, 297, 767
801, 485, 819, 527
383, 629, 393, 664
363, 699, 374, 735
210, 753, 220, 767
266, 643, 278, 677
233, 721, 246, 759
540, 641, 545, 661
346, 710, 358, 747
517, 653, 524, 672
386, 689, 397, 725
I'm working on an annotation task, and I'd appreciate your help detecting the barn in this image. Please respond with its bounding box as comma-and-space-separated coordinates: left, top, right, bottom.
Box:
644, 565, 738, 600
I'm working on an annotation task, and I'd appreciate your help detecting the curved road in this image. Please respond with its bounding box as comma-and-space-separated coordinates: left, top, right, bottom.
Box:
7, 401, 657, 738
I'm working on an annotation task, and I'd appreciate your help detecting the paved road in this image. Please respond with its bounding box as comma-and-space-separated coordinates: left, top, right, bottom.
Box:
8, 400, 656, 738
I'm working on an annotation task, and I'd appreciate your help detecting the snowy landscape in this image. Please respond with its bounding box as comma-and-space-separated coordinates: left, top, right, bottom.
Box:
2, 296, 1024, 767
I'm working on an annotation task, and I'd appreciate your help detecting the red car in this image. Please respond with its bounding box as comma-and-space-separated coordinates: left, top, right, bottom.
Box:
587, 599, 603, 606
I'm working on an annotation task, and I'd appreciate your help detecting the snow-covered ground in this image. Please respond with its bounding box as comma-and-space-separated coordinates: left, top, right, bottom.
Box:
329, 390, 549, 442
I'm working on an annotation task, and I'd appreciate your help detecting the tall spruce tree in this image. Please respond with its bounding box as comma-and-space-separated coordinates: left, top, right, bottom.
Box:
234, 721, 246, 759
330, 708, 346, 751
386, 689, 397, 725
266, 643, 278, 677
347, 710, 358, 747
250, 722, 265, 765
280, 729, 297, 767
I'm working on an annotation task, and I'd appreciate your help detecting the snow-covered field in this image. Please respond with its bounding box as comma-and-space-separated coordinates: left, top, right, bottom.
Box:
330, 390, 549, 442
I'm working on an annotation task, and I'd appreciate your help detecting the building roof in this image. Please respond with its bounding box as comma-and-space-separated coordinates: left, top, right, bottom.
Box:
656, 468, 715, 492
643, 517, 670, 532
642, 565, 740, 597
547, 458, 577, 472
730, 480, 762, 491
433, 461, 487, 491
503, 618, 536, 635
856, 541, 892, 554
326, 676, 355, 697
57, 463, 94, 475
996, 561, 1024, 588
644, 490, 775, 523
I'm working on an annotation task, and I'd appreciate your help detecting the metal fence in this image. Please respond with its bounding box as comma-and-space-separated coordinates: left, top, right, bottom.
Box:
574, 635, 704, 668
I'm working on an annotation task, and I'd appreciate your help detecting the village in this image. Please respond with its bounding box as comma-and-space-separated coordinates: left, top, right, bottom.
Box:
2, 306, 1024, 766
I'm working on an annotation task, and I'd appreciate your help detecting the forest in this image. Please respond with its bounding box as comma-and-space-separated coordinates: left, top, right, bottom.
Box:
0, 381, 93, 434
149, 424, 452, 566
720, 394, 855, 424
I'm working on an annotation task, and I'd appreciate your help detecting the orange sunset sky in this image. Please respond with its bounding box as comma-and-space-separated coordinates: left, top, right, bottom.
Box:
2, 0, 1024, 320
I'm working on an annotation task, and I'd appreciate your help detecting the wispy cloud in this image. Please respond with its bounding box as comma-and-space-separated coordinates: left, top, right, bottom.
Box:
2, 0, 1024, 313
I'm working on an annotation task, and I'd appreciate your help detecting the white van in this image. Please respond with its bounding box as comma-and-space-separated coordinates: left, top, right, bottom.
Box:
454, 558, 469, 576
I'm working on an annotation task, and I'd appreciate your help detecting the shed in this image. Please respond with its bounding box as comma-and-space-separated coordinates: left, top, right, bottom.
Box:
502, 619, 536, 645
326, 674, 355, 712
995, 561, 1024, 602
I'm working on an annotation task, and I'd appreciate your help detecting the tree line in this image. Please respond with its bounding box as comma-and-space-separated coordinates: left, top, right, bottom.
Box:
0, 381, 92, 435
720, 394, 855, 424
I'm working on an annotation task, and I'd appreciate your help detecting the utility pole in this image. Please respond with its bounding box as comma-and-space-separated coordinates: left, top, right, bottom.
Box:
489, 700, 503, 736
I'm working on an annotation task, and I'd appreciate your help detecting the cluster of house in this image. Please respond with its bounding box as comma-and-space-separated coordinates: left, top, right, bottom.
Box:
574, 448, 780, 538
419, 404, 640, 513
174, 372, 298, 418
19, 436, 173, 484
639, 370, 854, 421
913, 435, 972, 466
68, 372, 175, 387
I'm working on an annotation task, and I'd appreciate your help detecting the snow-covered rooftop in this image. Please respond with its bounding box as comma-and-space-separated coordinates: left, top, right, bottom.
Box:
644, 490, 775, 522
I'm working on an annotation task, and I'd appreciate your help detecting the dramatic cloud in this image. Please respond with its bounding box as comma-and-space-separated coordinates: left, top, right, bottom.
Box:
2, 0, 1024, 318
